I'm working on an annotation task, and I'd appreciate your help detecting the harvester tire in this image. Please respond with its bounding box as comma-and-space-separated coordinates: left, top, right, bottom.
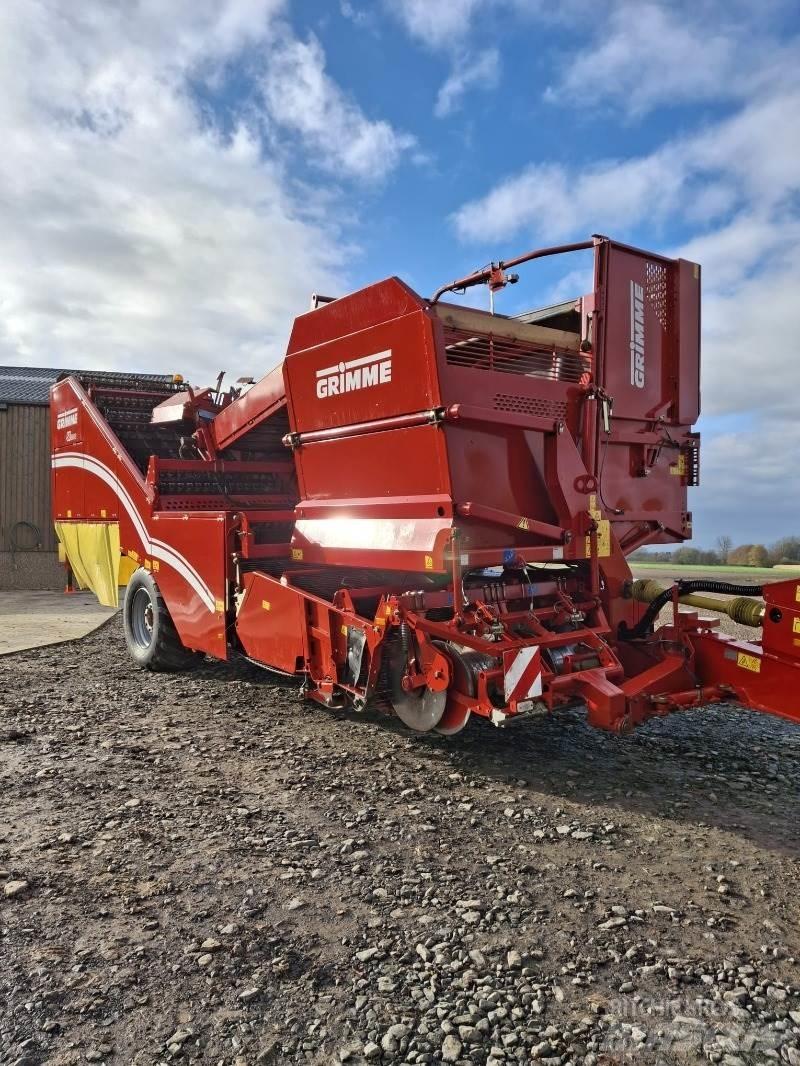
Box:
123, 568, 201, 672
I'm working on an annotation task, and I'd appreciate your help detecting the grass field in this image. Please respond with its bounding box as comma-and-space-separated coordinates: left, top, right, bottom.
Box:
630, 561, 800, 581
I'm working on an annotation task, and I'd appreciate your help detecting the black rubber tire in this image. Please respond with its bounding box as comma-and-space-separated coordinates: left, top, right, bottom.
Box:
122, 568, 201, 672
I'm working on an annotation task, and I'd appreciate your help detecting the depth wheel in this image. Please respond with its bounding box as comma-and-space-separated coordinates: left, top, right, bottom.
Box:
432, 641, 472, 735
386, 634, 446, 732
123, 568, 202, 672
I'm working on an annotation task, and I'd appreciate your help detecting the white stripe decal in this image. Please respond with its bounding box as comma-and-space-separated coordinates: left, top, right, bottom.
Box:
316, 349, 391, 379
52, 453, 216, 612
54, 453, 150, 546
504, 646, 538, 702
54, 453, 214, 605
527, 670, 543, 698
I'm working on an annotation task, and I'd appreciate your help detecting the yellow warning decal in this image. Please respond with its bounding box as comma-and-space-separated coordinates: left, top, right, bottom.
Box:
144, 558, 152, 570
517, 517, 530, 530
100, 508, 107, 518
67, 509, 72, 518
215, 598, 225, 613
795, 584, 800, 603
341, 624, 347, 636
737, 652, 761, 673
152, 559, 159, 572
129, 550, 139, 562
670, 454, 687, 476
262, 600, 271, 611
424, 555, 434, 570
584, 519, 611, 560
291, 548, 304, 561
793, 617, 800, 634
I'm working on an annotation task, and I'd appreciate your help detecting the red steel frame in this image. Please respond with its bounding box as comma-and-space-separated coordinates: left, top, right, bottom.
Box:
50, 236, 800, 733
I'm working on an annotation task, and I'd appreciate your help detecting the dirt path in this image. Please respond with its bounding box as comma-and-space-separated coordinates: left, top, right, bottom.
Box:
1, 619, 799, 1065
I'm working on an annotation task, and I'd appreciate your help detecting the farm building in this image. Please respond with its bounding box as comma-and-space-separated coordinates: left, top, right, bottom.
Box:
0, 366, 70, 590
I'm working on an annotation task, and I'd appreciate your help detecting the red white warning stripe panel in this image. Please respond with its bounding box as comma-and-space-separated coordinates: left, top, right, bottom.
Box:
503, 646, 542, 705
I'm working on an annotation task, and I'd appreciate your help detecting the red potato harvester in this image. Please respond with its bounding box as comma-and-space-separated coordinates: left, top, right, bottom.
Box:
51, 235, 800, 735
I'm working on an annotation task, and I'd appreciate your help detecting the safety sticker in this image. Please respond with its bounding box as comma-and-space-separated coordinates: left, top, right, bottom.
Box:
503, 646, 542, 704
793, 617, 800, 634
291, 548, 304, 561
670, 454, 687, 476
737, 652, 761, 673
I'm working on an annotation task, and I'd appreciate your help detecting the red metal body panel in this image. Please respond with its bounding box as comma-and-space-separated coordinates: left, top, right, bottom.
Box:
286, 306, 440, 434
593, 242, 698, 547
236, 573, 308, 673
210, 365, 287, 453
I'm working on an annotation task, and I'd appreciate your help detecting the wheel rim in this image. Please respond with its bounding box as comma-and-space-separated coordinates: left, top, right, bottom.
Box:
130, 586, 155, 649
391, 685, 447, 732
387, 638, 446, 732
432, 641, 476, 735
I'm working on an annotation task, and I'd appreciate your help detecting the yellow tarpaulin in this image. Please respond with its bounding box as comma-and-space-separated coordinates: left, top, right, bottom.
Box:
55, 522, 129, 608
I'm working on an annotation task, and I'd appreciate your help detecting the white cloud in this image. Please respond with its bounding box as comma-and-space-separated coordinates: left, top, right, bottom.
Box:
545, 0, 800, 115
388, 0, 511, 118
696, 233, 800, 420
260, 34, 416, 181
452, 147, 689, 243
389, 0, 549, 48
452, 89, 800, 244
435, 49, 500, 117
546, 2, 734, 113
694, 415, 800, 544
389, 0, 799, 119
389, 0, 486, 49
0, 0, 415, 386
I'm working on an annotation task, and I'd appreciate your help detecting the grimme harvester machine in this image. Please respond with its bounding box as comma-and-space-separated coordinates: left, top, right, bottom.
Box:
51, 236, 800, 734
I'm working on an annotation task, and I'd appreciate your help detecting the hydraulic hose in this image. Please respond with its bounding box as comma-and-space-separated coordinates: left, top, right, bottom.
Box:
618, 579, 764, 640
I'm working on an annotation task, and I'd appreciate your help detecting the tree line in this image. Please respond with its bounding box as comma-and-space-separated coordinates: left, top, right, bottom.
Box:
630, 535, 800, 568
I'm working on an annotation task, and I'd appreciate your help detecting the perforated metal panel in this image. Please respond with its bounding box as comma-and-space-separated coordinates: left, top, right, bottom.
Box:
645, 260, 672, 332
493, 393, 568, 420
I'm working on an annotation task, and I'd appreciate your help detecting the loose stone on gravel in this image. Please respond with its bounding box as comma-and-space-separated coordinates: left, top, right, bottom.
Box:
441, 1033, 462, 1061
3, 879, 28, 898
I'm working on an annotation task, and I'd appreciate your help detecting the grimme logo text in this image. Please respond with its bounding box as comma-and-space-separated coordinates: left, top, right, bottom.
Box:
316, 350, 392, 399
57, 406, 79, 430
630, 280, 645, 389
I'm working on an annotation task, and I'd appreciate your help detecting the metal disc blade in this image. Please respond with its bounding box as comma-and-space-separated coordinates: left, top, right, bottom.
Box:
391, 687, 447, 732
435, 707, 471, 736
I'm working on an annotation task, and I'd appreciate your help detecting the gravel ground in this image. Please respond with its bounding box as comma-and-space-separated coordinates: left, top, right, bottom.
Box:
2, 617, 799, 1066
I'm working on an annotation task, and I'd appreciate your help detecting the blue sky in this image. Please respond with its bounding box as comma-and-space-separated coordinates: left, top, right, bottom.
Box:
1, 0, 799, 546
